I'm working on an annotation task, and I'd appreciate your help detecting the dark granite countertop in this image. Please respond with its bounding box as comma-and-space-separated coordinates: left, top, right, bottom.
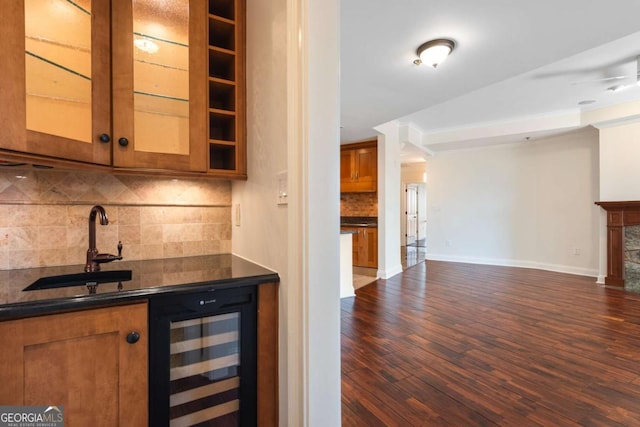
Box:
0, 254, 279, 320
340, 216, 378, 228
341, 230, 358, 235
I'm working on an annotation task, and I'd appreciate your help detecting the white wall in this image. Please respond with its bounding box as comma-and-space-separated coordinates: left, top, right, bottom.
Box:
426, 127, 600, 277
233, 0, 341, 426
233, 0, 292, 422
401, 162, 426, 183
305, 0, 342, 424
376, 127, 404, 279
599, 121, 640, 201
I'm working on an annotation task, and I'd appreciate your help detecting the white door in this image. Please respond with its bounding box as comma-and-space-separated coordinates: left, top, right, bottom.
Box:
406, 184, 418, 245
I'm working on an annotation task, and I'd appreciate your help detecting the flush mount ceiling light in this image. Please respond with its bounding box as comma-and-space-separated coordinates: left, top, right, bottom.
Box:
413, 38, 456, 68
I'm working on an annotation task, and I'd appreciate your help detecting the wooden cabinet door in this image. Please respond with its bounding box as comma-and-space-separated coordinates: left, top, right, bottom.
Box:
340, 142, 377, 193
0, 302, 148, 426
344, 227, 377, 268
111, 0, 207, 172
341, 227, 361, 265
360, 228, 378, 268
353, 147, 377, 192
340, 150, 356, 192
0, 0, 112, 165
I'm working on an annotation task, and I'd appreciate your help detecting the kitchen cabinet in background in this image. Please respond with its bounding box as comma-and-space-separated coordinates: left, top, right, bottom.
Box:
341, 226, 378, 268
359, 227, 378, 268
340, 140, 377, 193
0, 302, 148, 425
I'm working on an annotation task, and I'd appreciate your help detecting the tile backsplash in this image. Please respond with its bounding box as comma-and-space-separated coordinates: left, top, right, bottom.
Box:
340, 192, 378, 217
0, 168, 231, 270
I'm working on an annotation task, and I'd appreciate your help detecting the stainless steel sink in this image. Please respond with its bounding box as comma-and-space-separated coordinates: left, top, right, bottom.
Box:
23, 270, 132, 291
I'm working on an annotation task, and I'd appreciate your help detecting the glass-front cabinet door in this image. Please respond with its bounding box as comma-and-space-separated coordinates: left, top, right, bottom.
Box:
0, 0, 111, 165
112, 0, 207, 172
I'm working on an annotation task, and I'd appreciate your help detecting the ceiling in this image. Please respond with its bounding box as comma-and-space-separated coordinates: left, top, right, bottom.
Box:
340, 0, 640, 162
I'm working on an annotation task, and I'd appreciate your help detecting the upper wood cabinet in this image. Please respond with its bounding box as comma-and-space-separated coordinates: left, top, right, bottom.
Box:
207, 0, 247, 177
0, 302, 148, 425
0, 0, 246, 178
340, 140, 377, 193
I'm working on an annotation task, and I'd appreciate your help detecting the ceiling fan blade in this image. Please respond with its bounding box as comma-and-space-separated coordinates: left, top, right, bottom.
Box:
571, 75, 627, 86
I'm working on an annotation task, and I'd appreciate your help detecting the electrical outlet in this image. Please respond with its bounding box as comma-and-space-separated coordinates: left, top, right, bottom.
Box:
235, 204, 241, 227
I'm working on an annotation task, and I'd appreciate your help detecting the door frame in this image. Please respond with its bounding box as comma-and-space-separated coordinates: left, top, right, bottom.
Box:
401, 181, 427, 247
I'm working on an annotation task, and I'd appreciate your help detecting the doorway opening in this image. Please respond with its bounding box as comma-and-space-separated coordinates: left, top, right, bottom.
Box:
402, 182, 426, 269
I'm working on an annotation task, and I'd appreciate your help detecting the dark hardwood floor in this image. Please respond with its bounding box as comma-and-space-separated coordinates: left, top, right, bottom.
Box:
341, 260, 640, 426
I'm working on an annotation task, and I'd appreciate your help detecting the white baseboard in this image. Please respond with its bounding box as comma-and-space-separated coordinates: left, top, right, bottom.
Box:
377, 264, 404, 279
425, 253, 599, 278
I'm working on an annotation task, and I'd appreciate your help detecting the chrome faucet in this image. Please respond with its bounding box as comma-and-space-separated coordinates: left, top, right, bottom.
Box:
85, 205, 123, 272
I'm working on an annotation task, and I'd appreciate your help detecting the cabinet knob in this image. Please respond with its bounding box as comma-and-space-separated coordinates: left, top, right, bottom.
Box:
118, 137, 129, 147
126, 331, 140, 344
99, 133, 111, 143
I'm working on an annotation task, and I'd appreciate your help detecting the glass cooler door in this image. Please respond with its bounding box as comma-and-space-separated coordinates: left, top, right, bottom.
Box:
149, 286, 257, 427
169, 313, 242, 426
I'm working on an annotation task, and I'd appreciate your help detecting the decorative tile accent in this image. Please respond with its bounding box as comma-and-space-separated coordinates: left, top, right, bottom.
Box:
624, 225, 640, 292
340, 192, 378, 217
0, 168, 231, 206
0, 168, 232, 270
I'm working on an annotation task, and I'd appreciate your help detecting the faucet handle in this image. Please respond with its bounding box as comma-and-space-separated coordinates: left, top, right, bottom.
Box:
117, 241, 123, 257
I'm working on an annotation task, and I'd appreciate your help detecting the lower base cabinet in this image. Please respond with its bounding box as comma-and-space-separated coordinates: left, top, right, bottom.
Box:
341, 227, 378, 268
0, 302, 148, 426
0, 283, 279, 427
359, 228, 378, 268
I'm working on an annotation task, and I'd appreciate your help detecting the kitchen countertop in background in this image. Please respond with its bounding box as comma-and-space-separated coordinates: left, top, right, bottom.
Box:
0, 254, 279, 319
340, 216, 378, 228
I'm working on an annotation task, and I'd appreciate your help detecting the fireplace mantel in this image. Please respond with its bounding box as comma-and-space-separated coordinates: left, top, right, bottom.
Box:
595, 201, 640, 287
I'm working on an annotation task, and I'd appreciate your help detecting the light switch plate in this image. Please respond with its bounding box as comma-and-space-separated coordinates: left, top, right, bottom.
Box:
277, 171, 288, 205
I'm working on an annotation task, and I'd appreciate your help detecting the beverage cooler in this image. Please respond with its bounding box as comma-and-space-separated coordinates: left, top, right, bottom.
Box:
149, 285, 258, 426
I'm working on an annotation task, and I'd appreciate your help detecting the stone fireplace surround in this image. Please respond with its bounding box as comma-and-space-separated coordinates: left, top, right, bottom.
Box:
595, 201, 640, 288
